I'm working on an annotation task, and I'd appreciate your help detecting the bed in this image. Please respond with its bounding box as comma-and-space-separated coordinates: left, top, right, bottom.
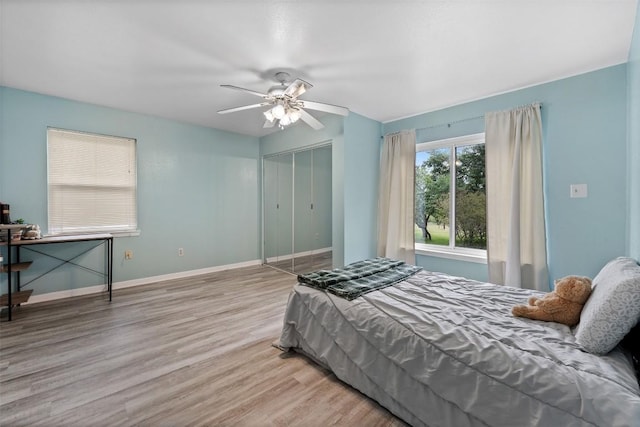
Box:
277, 257, 640, 427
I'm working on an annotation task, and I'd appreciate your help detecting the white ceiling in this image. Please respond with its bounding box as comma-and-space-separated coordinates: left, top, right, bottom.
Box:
1, 0, 637, 138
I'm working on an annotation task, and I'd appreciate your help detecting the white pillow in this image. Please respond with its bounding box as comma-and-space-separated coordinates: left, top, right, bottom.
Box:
574, 257, 640, 355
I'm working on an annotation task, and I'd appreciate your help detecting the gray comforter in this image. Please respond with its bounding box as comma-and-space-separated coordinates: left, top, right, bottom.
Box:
278, 270, 640, 427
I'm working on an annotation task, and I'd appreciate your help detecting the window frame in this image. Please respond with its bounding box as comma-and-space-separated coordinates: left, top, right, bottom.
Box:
415, 132, 487, 264
46, 127, 140, 237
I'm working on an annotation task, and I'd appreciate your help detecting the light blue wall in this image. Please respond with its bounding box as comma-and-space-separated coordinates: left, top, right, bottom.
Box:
0, 87, 260, 295
260, 114, 344, 156
628, 3, 640, 261
385, 65, 629, 284
332, 134, 346, 267
343, 113, 382, 265
414, 256, 488, 282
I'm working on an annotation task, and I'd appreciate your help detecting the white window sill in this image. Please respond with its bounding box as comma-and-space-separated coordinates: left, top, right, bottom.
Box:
110, 230, 141, 238
415, 244, 487, 264
45, 230, 141, 238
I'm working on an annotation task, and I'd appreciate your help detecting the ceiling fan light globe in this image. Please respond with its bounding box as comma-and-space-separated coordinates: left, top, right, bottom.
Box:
279, 115, 292, 126
272, 104, 286, 119
263, 109, 275, 122
289, 109, 302, 123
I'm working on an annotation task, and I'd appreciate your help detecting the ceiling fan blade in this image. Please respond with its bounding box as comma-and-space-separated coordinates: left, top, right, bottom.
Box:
263, 119, 275, 128
217, 102, 271, 114
284, 79, 313, 99
220, 84, 268, 98
299, 109, 325, 130
299, 100, 349, 116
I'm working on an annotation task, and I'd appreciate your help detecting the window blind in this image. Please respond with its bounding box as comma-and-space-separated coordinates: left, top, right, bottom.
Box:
47, 128, 137, 235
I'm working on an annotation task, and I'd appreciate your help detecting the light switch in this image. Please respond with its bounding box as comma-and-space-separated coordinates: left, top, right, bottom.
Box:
570, 184, 588, 198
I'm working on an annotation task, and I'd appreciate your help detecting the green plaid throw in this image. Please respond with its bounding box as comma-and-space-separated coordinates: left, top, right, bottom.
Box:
298, 257, 422, 300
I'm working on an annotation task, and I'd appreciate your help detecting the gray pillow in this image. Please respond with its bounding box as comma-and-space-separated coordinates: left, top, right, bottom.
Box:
574, 257, 640, 355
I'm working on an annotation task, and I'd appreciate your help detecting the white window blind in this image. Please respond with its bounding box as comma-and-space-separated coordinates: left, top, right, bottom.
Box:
47, 128, 137, 235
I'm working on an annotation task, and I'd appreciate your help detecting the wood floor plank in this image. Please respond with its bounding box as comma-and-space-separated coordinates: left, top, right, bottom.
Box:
1, 265, 404, 426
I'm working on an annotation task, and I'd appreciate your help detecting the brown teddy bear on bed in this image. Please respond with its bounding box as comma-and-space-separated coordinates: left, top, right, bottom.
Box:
512, 276, 592, 327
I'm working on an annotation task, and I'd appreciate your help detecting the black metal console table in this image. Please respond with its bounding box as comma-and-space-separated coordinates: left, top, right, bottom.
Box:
0, 230, 113, 321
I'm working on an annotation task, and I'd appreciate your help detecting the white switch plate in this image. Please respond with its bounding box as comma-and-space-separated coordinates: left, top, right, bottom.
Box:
570, 184, 588, 198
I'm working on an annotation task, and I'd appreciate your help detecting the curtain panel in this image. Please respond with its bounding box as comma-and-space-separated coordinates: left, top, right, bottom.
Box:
485, 104, 549, 291
378, 130, 416, 264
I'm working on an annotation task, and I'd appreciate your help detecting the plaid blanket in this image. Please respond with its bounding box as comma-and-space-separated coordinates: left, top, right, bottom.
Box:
298, 257, 422, 300
298, 257, 404, 288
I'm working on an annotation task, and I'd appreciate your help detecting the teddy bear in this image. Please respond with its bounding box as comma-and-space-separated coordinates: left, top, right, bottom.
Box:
22, 224, 41, 240
511, 275, 592, 327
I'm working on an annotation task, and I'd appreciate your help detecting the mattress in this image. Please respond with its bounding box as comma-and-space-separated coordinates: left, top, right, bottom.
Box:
278, 270, 640, 427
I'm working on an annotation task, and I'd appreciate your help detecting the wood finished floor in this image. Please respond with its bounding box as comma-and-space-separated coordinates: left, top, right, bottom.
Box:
0, 265, 404, 427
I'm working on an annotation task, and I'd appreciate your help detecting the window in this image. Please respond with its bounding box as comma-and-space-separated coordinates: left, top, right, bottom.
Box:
415, 133, 486, 262
47, 128, 137, 235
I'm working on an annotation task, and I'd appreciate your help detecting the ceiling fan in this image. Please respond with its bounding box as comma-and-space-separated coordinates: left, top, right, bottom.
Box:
218, 71, 349, 130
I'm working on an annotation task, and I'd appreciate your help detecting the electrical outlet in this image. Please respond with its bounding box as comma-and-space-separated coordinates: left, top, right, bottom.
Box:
178, 248, 184, 257
125, 250, 133, 260
570, 184, 588, 198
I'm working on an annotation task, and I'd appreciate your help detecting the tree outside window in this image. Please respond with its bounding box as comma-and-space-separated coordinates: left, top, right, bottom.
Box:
415, 134, 486, 251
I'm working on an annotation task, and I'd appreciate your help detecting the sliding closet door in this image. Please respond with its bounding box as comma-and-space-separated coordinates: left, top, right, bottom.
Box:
291, 145, 332, 274
263, 144, 332, 274
311, 145, 332, 271
277, 154, 294, 271
293, 149, 313, 273
263, 153, 294, 272
263, 156, 279, 265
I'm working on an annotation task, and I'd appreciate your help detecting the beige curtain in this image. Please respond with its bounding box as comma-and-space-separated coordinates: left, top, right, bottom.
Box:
377, 130, 416, 264
485, 104, 548, 291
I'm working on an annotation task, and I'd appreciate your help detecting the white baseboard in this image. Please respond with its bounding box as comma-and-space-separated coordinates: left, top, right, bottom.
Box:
26, 285, 106, 304
25, 259, 262, 305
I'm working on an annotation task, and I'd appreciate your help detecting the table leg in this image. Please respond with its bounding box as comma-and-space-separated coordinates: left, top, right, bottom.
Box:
7, 229, 12, 321
109, 237, 113, 301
